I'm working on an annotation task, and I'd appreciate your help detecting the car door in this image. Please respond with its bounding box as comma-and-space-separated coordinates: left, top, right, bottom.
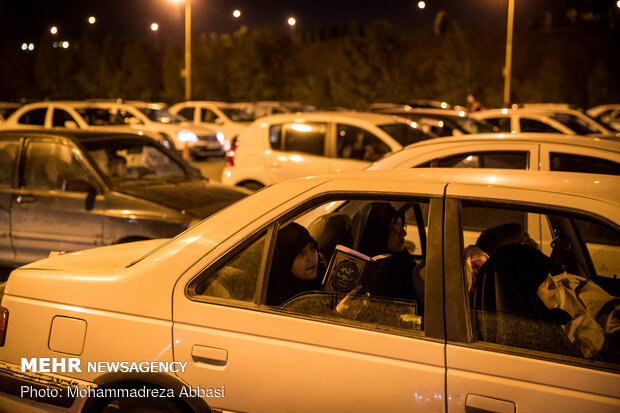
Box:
172, 193, 447, 412
265, 121, 331, 183
0, 136, 20, 264
442, 189, 620, 412
10, 137, 105, 264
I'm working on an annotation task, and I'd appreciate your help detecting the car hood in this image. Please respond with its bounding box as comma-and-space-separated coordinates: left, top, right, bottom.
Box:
115, 179, 248, 218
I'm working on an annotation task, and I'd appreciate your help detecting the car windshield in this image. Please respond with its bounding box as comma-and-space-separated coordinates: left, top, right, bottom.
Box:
76, 107, 128, 126
82, 138, 189, 185
136, 107, 183, 124
219, 107, 255, 122
548, 113, 600, 134
378, 123, 437, 146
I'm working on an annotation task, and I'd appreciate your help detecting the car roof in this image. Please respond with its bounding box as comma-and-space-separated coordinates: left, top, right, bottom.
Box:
0, 129, 155, 143
312, 168, 620, 206
252, 111, 413, 125
395, 132, 620, 153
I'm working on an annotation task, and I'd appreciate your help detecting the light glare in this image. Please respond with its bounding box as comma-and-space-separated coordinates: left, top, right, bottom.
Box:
151, 23, 159, 31
50, 26, 58, 35
88, 16, 96, 24
418, 1, 426, 9
288, 17, 296, 26
233, 10, 241, 18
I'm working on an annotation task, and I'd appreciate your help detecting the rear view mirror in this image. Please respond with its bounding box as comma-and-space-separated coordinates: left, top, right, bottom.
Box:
64, 180, 97, 211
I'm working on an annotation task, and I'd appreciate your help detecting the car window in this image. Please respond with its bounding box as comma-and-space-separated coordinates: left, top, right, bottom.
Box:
188, 196, 434, 336
336, 124, 390, 161
0, 140, 19, 186
435, 151, 528, 169
549, 113, 598, 135
23, 140, 93, 190
75, 108, 127, 126
550, 153, 620, 176
281, 122, 326, 156
520, 118, 561, 133
461, 202, 620, 367
52, 108, 76, 127
377, 123, 432, 146
18, 108, 46, 126
177, 107, 194, 121
200, 109, 218, 123
188, 232, 268, 303
483, 117, 511, 132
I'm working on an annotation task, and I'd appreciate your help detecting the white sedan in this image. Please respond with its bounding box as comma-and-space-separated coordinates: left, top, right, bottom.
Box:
0, 169, 618, 412
368, 133, 620, 175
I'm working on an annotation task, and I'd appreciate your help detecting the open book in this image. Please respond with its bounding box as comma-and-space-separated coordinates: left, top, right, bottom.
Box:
322, 244, 391, 294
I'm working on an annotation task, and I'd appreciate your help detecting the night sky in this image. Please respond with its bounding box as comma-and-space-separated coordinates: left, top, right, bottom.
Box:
0, 0, 612, 45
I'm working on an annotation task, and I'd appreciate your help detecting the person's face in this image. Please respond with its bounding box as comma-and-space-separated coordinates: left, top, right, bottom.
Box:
111, 160, 127, 177
387, 217, 406, 253
291, 243, 318, 280
537, 274, 561, 310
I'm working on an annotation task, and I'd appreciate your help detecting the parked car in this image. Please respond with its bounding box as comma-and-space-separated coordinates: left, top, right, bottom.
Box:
368, 133, 620, 175
1, 101, 225, 160
169, 101, 255, 151
0, 129, 246, 267
370, 106, 496, 136
587, 104, 620, 132
0, 168, 618, 413
221, 111, 437, 189
471, 107, 614, 135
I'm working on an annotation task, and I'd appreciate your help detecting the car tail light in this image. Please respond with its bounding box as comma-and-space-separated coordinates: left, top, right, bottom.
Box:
0, 306, 8, 347
225, 138, 239, 167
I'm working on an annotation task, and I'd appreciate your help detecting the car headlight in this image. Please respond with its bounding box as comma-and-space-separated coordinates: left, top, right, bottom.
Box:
178, 130, 198, 143
216, 131, 225, 144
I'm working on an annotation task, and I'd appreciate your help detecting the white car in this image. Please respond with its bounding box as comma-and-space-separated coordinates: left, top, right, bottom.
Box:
1, 101, 225, 159
221, 111, 436, 189
369, 133, 620, 175
370, 106, 496, 136
587, 104, 620, 132
169, 101, 255, 151
0, 169, 619, 412
471, 107, 614, 135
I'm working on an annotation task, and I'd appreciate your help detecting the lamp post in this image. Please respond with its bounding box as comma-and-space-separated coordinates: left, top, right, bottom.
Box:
171, 0, 191, 101
503, 0, 515, 107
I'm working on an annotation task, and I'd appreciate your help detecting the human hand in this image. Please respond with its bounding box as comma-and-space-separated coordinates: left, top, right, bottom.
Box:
336, 285, 369, 319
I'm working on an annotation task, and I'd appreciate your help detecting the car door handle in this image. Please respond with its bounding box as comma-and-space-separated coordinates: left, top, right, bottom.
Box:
16, 195, 37, 205
191, 345, 228, 366
465, 394, 515, 413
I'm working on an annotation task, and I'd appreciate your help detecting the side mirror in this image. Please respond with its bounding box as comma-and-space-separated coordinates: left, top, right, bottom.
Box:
64, 120, 78, 129
64, 179, 97, 211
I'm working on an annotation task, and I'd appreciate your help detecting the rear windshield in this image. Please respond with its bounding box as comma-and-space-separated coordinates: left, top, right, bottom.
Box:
378, 123, 436, 146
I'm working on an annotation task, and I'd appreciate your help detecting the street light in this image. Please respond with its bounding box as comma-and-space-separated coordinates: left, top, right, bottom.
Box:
50, 26, 58, 35
88, 16, 96, 24
233, 9, 241, 18
418, 1, 426, 10
151, 22, 159, 31
288, 17, 296, 28
171, 0, 191, 101
503, 0, 515, 107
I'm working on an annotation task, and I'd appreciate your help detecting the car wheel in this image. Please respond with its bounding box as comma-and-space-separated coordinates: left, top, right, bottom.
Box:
238, 181, 264, 191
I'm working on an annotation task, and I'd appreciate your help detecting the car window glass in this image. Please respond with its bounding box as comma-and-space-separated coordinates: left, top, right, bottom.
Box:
52, 109, 76, 127
520, 118, 560, 133
483, 117, 511, 132
266, 197, 431, 335
177, 107, 194, 121
436, 151, 528, 169
336, 124, 390, 161
23, 141, 93, 190
0, 140, 18, 186
462, 202, 620, 367
201, 109, 217, 123
282, 122, 326, 156
550, 153, 620, 176
18, 108, 46, 126
188, 232, 268, 303
378, 123, 432, 146
549, 113, 597, 134
269, 124, 282, 149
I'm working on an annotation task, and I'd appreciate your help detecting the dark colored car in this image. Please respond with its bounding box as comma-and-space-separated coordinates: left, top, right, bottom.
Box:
0, 130, 247, 266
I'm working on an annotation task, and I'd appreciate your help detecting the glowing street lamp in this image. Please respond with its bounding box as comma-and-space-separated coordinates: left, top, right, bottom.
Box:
50, 26, 58, 35
151, 22, 159, 31
88, 16, 96, 24
170, 0, 191, 101
288, 17, 296, 27
233, 9, 241, 18
418, 1, 426, 9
